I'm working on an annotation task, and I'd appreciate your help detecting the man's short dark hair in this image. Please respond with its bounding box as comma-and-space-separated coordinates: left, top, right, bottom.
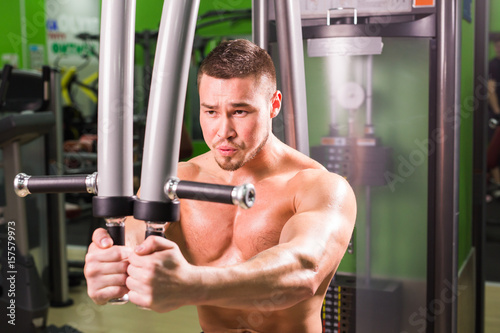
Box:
197, 39, 277, 98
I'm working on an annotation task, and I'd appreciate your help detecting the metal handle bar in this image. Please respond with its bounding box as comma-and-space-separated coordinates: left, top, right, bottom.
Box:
14, 173, 255, 209
165, 178, 255, 209
14, 172, 97, 197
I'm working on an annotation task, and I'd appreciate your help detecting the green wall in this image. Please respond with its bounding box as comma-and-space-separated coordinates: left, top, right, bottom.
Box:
459, 1, 475, 269
490, 0, 500, 57
0, 0, 47, 69
0, 1, 23, 67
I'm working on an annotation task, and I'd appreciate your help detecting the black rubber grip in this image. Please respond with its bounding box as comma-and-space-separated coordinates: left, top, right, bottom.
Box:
27, 175, 89, 193
176, 181, 233, 204
107, 225, 125, 246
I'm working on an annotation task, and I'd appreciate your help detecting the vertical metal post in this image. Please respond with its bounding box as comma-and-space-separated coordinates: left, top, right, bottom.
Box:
274, 0, 310, 155
3, 141, 29, 257
365, 55, 373, 131
433, 0, 460, 331
97, 0, 135, 198
139, 0, 200, 204
252, 0, 268, 50
473, 0, 490, 332
46, 68, 71, 306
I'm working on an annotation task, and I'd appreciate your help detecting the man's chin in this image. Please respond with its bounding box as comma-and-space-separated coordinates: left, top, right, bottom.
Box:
215, 157, 244, 171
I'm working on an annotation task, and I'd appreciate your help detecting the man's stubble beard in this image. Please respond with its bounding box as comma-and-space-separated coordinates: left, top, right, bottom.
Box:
215, 132, 270, 171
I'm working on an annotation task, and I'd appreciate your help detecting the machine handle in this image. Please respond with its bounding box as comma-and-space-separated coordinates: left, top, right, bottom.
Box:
14, 172, 97, 197
165, 178, 255, 209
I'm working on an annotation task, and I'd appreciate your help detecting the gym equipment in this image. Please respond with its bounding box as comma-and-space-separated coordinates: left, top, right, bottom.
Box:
0, 65, 55, 332
13, 0, 255, 308
260, 0, 460, 332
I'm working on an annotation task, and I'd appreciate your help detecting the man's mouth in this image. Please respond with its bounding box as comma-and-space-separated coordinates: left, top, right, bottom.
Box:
216, 145, 238, 156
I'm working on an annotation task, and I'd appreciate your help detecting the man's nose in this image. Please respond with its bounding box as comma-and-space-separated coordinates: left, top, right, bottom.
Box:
217, 116, 236, 139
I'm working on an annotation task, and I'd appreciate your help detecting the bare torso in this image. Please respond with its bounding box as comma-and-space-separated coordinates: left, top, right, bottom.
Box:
163, 147, 332, 333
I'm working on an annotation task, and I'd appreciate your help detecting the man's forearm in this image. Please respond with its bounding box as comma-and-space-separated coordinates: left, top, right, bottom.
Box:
194, 244, 322, 311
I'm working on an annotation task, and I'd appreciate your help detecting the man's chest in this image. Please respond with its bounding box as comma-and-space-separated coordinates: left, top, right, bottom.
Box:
165, 183, 295, 266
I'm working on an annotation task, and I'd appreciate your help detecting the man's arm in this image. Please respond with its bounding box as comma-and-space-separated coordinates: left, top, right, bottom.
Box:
125, 171, 356, 312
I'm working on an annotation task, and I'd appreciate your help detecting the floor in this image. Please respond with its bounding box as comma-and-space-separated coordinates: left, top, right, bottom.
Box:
485, 282, 500, 333
47, 285, 201, 333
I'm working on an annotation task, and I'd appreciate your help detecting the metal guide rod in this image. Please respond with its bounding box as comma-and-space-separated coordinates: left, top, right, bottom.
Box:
138, 0, 200, 204
46, 68, 72, 306
252, 0, 268, 50
365, 55, 373, 129
4, 142, 30, 257
96, 0, 135, 198
274, 0, 310, 155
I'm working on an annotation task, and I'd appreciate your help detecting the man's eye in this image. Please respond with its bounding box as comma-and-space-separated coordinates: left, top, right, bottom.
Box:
234, 110, 247, 116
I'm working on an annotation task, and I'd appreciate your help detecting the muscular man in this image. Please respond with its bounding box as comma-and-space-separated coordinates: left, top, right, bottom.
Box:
84, 39, 356, 333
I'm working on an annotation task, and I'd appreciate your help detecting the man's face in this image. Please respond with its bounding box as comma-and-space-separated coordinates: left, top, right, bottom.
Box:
198, 74, 280, 171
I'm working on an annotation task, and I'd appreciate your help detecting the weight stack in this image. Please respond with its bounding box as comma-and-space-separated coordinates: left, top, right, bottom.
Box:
322, 274, 356, 333
322, 274, 403, 333
310, 136, 392, 187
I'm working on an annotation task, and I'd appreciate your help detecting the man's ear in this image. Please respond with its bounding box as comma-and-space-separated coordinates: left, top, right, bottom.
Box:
270, 90, 282, 118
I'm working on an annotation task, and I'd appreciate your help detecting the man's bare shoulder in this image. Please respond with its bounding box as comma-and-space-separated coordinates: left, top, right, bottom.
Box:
285, 155, 355, 214
177, 151, 216, 181
290, 166, 351, 196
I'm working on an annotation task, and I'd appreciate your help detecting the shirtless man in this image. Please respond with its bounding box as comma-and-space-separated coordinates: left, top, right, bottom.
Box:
84, 39, 356, 333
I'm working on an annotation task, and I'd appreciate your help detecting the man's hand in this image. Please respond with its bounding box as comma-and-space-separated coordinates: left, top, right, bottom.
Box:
84, 228, 132, 305
126, 236, 201, 313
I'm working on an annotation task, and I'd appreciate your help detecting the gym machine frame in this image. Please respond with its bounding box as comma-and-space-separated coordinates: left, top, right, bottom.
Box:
257, 1, 460, 332
12, 0, 255, 303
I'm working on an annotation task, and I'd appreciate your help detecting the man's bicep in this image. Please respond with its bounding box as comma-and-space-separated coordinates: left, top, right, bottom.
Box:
278, 173, 356, 270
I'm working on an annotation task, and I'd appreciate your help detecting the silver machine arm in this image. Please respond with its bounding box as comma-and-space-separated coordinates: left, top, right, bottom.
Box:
12, 0, 256, 304
13, 0, 256, 226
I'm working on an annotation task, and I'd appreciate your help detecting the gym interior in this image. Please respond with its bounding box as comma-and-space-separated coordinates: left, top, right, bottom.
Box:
0, 0, 499, 332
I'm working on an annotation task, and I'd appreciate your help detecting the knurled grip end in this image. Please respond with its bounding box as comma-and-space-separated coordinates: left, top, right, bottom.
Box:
13, 173, 31, 197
